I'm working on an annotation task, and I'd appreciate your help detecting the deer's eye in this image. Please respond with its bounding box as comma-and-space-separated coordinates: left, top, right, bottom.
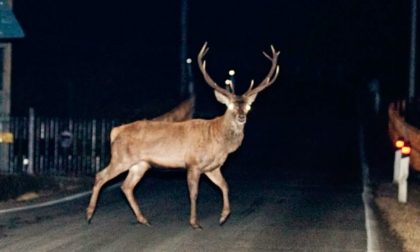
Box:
228, 103, 235, 110
245, 104, 251, 112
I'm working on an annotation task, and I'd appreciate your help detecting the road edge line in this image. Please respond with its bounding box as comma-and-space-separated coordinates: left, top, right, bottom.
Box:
359, 125, 381, 251
0, 183, 120, 215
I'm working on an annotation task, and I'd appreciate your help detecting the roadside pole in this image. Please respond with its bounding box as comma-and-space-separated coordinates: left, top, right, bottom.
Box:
393, 139, 411, 203
397, 154, 410, 203
27, 108, 35, 175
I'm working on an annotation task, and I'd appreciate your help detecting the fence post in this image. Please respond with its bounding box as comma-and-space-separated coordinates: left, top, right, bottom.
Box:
27, 107, 35, 175
398, 155, 410, 203
0, 115, 10, 174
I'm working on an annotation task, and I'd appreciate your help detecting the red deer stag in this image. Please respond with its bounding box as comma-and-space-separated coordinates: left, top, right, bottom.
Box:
86, 42, 280, 229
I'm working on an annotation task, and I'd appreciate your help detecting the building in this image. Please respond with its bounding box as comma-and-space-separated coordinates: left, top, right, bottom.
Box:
0, 0, 24, 172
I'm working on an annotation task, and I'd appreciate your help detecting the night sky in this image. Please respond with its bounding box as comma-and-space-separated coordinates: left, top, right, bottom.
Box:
10, 0, 411, 118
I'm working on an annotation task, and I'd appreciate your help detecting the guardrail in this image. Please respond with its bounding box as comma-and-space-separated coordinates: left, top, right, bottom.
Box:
388, 101, 420, 203
388, 101, 420, 171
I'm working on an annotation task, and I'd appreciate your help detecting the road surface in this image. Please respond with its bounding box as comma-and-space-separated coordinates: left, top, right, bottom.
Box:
0, 172, 370, 252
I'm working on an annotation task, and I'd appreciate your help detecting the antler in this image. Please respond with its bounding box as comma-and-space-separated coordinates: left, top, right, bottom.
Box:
198, 43, 279, 97
244, 45, 280, 97
197, 42, 234, 97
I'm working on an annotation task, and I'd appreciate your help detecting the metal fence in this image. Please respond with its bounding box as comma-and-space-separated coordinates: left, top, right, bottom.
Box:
0, 112, 120, 176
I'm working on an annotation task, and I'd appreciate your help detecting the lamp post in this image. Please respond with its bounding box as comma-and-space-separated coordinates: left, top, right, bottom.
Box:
408, 0, 417, 102
186, 58, 194, 96
180, 0, 189, 98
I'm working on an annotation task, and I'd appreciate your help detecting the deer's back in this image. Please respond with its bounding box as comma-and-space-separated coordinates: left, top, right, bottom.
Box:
111, 118, 228, 170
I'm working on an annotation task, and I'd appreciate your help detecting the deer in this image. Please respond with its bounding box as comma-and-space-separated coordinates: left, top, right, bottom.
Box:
86, 42, 280, 229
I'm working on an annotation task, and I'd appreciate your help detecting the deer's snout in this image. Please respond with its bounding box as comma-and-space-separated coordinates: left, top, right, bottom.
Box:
237, 114, 246, 124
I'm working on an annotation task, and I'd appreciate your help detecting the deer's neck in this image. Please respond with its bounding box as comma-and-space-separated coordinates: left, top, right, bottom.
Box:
213, 111, 245, 153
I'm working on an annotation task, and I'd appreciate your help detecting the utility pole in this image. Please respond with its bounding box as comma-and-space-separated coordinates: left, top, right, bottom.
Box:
408, 0, 417, 102
180, 0, 189, 99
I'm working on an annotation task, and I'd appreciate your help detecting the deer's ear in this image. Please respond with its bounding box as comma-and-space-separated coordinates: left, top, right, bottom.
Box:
246, 93, 258, 106
214, 90, 232, 107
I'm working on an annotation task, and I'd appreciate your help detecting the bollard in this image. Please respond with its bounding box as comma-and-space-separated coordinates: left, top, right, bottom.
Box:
393, 138, 404, 184
397, 144, 411, 203
393, 149, 402, 184
397, 155, 410, 203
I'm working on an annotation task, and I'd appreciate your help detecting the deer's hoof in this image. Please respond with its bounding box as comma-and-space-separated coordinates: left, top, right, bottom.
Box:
86, 208, 94, 224
142, 221, 152, 227
190, 223, 203, 230
138, 217, 151, 227
219, 212, 231, 225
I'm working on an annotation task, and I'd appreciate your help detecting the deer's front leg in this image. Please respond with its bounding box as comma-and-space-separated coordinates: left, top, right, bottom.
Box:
205, 168, 230, 225
187, 168, 202, 230
121, 162, 151, 226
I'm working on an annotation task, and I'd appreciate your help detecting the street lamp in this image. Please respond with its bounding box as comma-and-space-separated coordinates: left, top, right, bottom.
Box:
225, 69, 235, 93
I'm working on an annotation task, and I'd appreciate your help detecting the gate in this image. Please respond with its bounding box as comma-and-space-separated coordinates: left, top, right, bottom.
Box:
0, 112, 120, 176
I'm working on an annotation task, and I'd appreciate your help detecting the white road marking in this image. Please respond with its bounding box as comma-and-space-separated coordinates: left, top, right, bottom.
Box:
359, 125, 380, 251
0, 183, 120, 215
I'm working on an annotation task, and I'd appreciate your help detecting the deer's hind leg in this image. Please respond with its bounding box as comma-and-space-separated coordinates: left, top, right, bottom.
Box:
121, 161, 151, 226
86, 163, 129, 223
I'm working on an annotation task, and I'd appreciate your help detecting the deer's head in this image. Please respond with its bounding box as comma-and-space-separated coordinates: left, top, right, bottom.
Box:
197, 42, 280, 125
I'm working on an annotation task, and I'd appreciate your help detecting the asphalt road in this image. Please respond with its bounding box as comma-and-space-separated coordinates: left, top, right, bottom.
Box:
0, 171, 368, 252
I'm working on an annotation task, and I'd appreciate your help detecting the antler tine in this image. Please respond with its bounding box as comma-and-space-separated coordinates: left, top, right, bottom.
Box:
263, 45, 279, 60
245, 45, 280, 97
263, 52, 272, 60
199, 42, 210, 58
197, 42, 234, 97
246, 79, 255, 93
268, 65, 280, 85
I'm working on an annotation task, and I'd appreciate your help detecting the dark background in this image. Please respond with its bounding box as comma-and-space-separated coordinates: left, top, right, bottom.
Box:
7, 0, 416, 181
11, 0, 412, 118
